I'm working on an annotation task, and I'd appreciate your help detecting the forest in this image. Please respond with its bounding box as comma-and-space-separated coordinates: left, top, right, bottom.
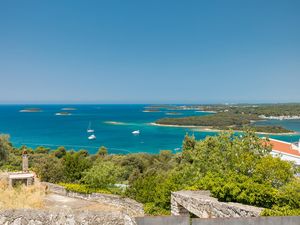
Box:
0, 130, 299, 216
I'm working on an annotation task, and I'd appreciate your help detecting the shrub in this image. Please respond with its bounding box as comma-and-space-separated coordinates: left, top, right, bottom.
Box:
261, 206, 300, 216
59, 183, 112, 194
82, 160, 123, 189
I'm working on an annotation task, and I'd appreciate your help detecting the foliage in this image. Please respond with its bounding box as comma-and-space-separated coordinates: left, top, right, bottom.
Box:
82, 160, 123, 189
35, 146, 50, 154
156, 110, 293, 133
181, 134, 196, 163
59, 183, 112, 194
261, 206, 300, 216
53, 146, 66, 158
185, 131, 271, 176
62, 151, 92, 183
125, 169, 187, 215
0, 129, 299, 216
189, 172, 279, 208
97, 146, 108, 157
200, 103, 300, 117
275, 178, 300, 209
33, 156, 65, 183
0, 135, 11, 163
252, 155, 294, 188
144, 202, 170, 215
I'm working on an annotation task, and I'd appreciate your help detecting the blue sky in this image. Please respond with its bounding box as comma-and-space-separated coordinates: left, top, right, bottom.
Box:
0, 0, 299, 104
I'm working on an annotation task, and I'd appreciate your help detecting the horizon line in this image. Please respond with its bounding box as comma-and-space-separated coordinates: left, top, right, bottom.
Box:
0, 102, 300, 105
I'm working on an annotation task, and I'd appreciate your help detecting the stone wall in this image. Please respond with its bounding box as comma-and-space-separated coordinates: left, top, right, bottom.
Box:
136, 216, 189, 225
43, 182, 144, 219
136, 216, 300, 225
171, 190, 263, 218
192, 216, 300, 225
0, 209, 129, 225
0, 182, 144, 225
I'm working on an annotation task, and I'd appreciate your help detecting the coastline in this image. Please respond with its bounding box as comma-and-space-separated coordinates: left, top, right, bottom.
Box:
150, 122, 221, 132
195, 110, 217, 113
259, 115, 300, 120
150, 122, 298, 135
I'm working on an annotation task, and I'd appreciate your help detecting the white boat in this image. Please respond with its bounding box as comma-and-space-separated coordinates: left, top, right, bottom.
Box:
132, 130, 140, 135
88, 134, 96, 140
87, 122, 94, 133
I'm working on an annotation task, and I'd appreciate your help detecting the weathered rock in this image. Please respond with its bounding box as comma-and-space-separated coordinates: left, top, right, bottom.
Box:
0, 209, 127, 225
0, 182, 144, 225
171, 190, 263, 218
43, 182, 144, 219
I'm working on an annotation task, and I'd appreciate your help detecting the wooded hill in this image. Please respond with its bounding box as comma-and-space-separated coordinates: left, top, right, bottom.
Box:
156, 112, 293, 133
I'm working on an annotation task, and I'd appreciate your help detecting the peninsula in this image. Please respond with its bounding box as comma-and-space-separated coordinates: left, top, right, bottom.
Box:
155, 104, 300, 134
19, 108, 42, 113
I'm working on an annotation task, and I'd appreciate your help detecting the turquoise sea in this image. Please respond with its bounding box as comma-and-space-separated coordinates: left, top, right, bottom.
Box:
0, 104, 299, 154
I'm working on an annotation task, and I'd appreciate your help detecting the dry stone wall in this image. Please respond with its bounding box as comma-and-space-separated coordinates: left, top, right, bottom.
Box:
0, 209, 128, 225
43, 182, 144, 219
0, 183, 144, 225
171, 190, 263, 218
136, 216, 300, 225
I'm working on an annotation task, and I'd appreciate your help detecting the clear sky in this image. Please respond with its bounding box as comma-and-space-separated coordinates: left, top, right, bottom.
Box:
0, 0, 299, 104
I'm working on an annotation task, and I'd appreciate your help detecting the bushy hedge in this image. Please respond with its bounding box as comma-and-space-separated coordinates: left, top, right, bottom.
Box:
59, 183, 112, 194
261, 206, 300, 216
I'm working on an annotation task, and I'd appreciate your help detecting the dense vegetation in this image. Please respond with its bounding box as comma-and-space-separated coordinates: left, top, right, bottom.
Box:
200, 103, 300, 116
0, 131, 299, 216
156, 112, 292, 133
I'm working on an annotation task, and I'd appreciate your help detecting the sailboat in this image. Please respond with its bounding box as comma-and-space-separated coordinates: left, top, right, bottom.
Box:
87, 121, 96, 139
88, 134, 96, 140
87, 121, 94, 133
132, 130, 140, 135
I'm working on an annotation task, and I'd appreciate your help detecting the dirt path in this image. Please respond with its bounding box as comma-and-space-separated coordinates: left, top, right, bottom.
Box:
44, 194, 122, 212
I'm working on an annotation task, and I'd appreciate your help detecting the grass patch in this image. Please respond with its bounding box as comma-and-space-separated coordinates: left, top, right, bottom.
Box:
0, 178, 45, 209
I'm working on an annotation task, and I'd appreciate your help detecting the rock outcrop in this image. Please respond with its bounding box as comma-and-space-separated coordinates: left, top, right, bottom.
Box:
171, 190, 263, 218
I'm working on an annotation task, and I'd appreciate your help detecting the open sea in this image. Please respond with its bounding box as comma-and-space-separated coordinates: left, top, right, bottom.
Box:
0, 104, 300, 154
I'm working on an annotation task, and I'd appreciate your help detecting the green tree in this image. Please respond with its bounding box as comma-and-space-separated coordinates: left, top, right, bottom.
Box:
0, 134, 11, 163
78, 149, 89, 157
187, 130, 271, 175
53, 146, 66, 158
126, 169, 186, 215
35, 146, 50, 154
82, 160, 123, 189
34, 156, 65, 183
63, 152, 92, 182
97, 146, 108, 157
182, 134, 196, 162
253, 155, 293, 188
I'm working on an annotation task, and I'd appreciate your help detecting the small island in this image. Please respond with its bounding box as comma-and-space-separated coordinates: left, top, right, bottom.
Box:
19, 108, 42, 113
55, 112, 72, 116
143, 109, 161, 113
61, 107, 77, 111
165, 112, 182, 115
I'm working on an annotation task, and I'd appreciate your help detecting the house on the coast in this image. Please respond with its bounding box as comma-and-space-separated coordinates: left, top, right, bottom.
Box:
269, 138, 300, 166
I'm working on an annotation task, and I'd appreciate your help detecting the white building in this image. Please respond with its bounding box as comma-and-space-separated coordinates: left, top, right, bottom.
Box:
269, 138, 300, 166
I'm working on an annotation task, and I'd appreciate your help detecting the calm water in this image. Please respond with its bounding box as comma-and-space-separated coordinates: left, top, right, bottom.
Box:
0, 104, 299, 154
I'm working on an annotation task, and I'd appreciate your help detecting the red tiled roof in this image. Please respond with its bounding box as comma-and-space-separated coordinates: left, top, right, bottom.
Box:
270, 139, 300, 157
